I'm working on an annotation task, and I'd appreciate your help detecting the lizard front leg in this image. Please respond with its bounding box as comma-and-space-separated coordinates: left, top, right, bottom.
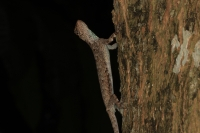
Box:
104, 33, 118, 50
107, 43, 118, 50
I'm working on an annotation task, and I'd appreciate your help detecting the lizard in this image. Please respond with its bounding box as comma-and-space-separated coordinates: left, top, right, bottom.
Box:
74, 20, 123, 133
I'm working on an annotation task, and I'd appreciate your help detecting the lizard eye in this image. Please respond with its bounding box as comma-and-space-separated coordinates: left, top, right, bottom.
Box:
74, 29, 80, 35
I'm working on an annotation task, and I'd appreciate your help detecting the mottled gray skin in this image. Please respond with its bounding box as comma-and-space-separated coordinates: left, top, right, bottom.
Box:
74, 20, 122, 133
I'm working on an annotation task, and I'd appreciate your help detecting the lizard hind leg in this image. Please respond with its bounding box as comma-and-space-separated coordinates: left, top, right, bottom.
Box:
107, 94, 125, 114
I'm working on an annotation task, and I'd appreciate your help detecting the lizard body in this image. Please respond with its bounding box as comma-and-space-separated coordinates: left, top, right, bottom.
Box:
74, 20, 122, 133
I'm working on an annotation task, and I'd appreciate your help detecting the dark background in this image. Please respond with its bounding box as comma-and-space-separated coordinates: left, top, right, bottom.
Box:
0, 0, 121, 133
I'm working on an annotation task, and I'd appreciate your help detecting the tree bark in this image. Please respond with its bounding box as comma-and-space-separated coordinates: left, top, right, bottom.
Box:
112, 0, 200, 133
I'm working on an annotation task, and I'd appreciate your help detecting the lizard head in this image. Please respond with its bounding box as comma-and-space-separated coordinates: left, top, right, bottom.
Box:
74, 20, 88, 39
74, 20, 99, 44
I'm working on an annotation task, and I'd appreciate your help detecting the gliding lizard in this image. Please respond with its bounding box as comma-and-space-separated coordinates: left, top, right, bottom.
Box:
74, 20, 123, 133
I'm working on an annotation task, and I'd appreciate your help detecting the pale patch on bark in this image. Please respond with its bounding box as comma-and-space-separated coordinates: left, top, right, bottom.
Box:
171, 28, 192, 74
171, 34, 180, 53
192, 40, 200, 67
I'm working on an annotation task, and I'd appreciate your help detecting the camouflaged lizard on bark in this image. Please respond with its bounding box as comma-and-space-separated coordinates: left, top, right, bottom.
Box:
74, 20, 123, 133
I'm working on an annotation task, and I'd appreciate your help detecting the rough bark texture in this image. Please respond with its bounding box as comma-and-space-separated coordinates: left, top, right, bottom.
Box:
112, 0, 200, 133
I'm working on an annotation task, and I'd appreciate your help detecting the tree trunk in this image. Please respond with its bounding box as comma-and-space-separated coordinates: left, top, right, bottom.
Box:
112, 0, 200, 133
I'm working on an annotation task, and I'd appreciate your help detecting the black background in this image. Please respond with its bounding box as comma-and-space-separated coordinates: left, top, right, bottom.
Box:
0, 0, 121, 133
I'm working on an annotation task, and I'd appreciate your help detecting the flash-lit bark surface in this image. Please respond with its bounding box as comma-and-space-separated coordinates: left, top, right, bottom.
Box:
112, 0, 200, 133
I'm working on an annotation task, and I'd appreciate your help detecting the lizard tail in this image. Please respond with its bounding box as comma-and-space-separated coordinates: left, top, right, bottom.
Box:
107, 110, 119, 133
